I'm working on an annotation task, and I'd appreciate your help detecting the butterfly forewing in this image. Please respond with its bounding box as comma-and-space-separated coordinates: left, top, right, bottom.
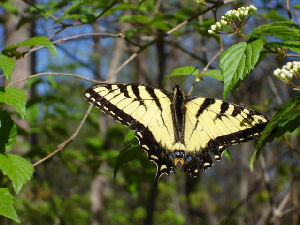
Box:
84, 83, 176, 176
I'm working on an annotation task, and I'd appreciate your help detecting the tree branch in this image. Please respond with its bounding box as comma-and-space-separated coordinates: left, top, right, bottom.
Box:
7, 72, 100, 87
33, 105, 92, 167
109, 5, 218, 79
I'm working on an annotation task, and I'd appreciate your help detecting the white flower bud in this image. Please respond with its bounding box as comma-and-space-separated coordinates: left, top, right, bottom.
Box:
208, 30, 213, 34
286, 62, 292, 69
221, 20, 227, 25
273, 69, 280, 76
216, 22, 221, 28
286, 72, 293, 78
211, 24, 216, 30
280, 73, 285, 79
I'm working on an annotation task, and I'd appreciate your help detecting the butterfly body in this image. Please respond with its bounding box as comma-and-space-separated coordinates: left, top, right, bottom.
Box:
84, 83, 268, 180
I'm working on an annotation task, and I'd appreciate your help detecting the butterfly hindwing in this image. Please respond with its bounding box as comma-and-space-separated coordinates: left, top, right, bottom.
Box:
184, 97, 268, 158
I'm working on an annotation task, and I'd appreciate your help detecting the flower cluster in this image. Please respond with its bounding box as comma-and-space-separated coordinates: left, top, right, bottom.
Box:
208, 5, 257, 34
273, 61, 300, 82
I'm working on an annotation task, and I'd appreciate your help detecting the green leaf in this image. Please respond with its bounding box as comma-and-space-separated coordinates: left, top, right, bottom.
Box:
0, 154, 34, 194
3, 36, 57, 55
201, 70, 223, 81
270, 110, 300, 138
0, 111, 17, 153
0, 55, 15, 81
164, 66, 199, 80
120, 15, 151, 24
222, 150, 231, 164
0, 188, 20, 223
114, 131, 144, 179
250, 22, 300, 41
293, 4, 300, 9
0, 87, 27, 118
265, 41, 300, 54
220, 39, 263, 98
249, 94, 300, 171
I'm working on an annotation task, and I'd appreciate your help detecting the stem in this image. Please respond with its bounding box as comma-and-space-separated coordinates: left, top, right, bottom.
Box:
238, 31, 248, 41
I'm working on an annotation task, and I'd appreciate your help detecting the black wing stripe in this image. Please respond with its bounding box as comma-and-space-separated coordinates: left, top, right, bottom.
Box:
119, 84, 130, 98
196, 98, 215, 118
131, 84, 146, 107
145, 86, 162, 110
231, 105, 243, 117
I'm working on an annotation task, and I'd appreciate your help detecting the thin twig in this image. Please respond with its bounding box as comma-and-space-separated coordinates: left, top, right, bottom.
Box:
286, 0, 293, 21
286, 54, 300, 58
53, 32, 124, 45
7, 72, 100, 87
188, 35, 223, 95
164, 41, 207, 63
94, 0, 119, 21
22, 0, 58, 21
33, 105, 93, 167
25, 32, 124, 57
281, 204, 300, 218
109, 5, 217, 80
271, 191, 291, 222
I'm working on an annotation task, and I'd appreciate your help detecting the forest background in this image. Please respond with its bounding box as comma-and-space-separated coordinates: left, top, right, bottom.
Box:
0, 0, 300, 225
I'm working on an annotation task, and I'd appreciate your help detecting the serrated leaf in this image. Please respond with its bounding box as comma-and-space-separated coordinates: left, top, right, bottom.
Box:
201, 70, 223, 81
0, 54, 15, 81
250, 23, 300, 41
3, 36, 57, 54
0, 188, 20, 223
164, 66, 199, 79
270, 110, 300, 138
265, 41, 300, 54
114, 131, 144, 179
220, 39, 263, 98
0, 154, 34, 194
0, 111, 17, 152
0, 87, 27, 118
249, 94, 300, 171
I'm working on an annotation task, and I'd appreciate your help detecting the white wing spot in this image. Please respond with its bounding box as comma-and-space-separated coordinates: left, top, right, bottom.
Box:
142, 144, 149, 150
85, 93, 91, 98
136, 132, 143, 138
160, 165, 167, 170
93, 87, 103, 92
110, 111, 115, 115
96, 102, 101, 105
215, 155, 220, 160
117, 116, 122, 121
204, 162, 211, 167
151, 155, 158, 160
90, 97, 95, 102
103, 106, 108, 110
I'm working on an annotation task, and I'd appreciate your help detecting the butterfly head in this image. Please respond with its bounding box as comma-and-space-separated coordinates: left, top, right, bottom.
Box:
172, 150, 185, 166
